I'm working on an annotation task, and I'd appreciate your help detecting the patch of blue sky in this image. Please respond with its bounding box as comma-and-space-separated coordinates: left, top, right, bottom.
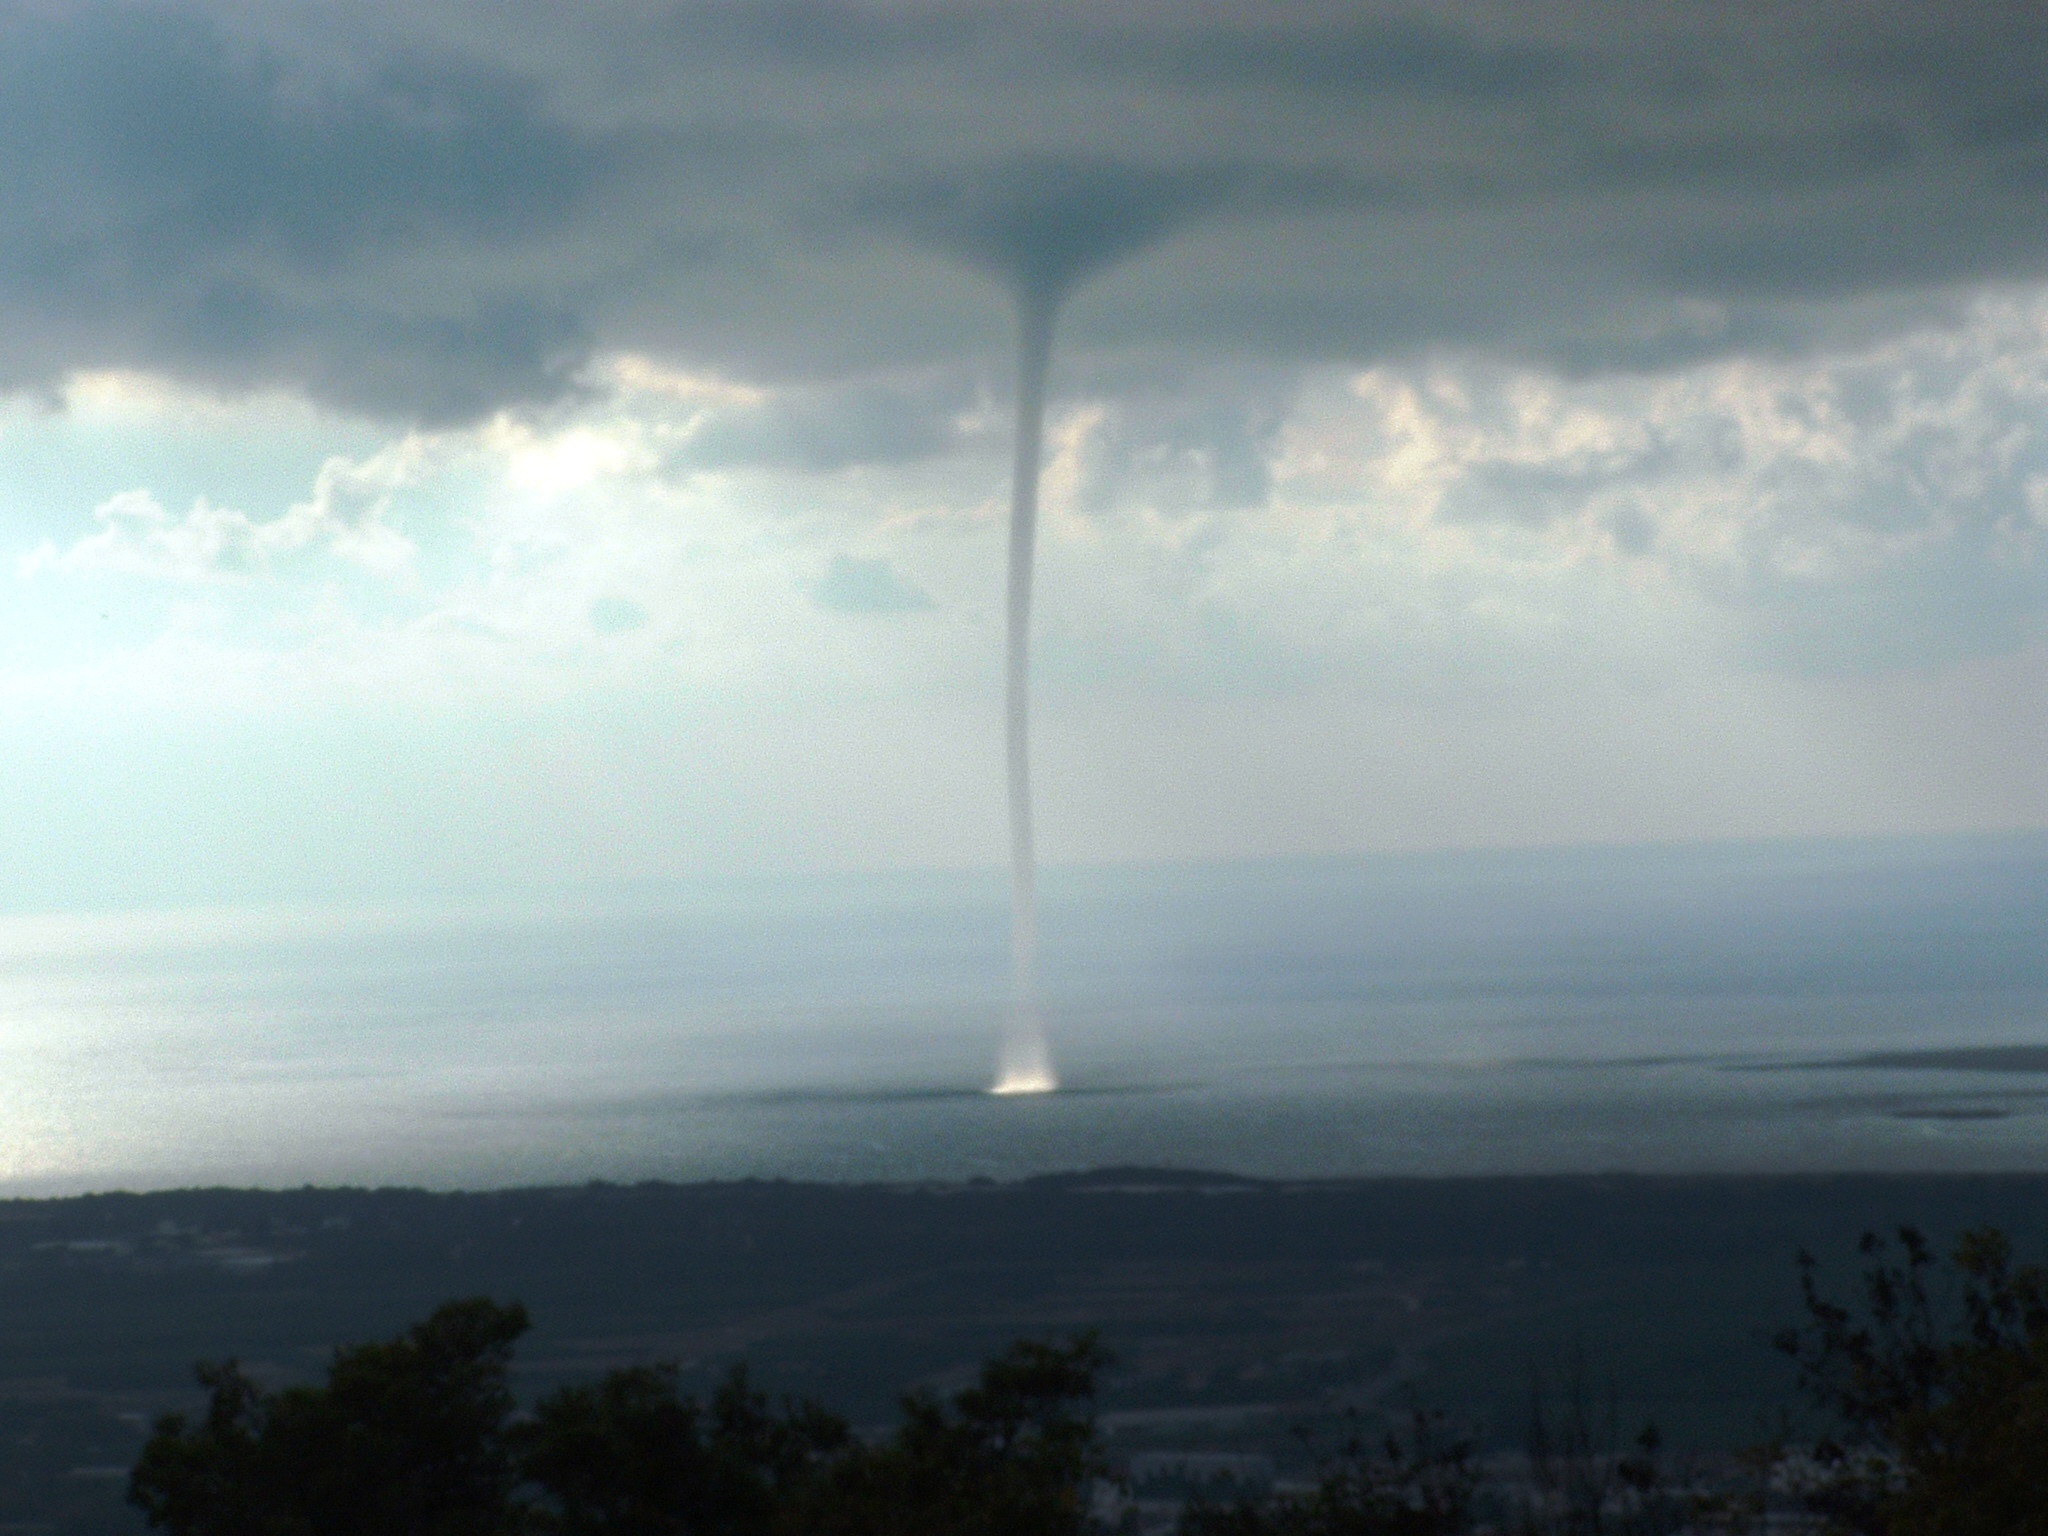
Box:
0, 385, 386, 549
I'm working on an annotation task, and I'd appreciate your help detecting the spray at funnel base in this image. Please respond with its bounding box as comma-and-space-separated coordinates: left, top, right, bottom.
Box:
992, 290, 1059, 1097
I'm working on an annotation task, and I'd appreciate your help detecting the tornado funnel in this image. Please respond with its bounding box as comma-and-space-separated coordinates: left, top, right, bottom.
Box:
991, 290, 1059, 1096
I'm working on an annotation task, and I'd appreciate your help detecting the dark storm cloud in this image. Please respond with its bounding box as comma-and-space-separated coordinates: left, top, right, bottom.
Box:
856, 157, 1246, 301
0, 1, 625, 417
10, 0, 2048, 418
651, 0, 994, 68
673, 377, 970, 473
1080, 12, 1579, 100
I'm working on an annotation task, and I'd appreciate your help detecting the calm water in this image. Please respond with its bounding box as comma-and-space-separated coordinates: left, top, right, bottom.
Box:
6, 835, 2048, 1194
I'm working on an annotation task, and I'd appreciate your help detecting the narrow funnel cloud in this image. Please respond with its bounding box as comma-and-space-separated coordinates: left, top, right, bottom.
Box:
870, 158, 1233, 1094
992, 286, 1059, 1096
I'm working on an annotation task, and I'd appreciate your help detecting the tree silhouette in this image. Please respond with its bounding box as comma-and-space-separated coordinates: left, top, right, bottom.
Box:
805, 1335, 1109, 1536
1777, 1225, 2048, 1535
129, 1301, 1106, 1536
519, 1361, 846, 1536
131, 1297, 529, 1536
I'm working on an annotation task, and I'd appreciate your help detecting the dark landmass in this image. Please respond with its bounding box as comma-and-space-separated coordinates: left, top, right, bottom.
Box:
1846, 1046, 2048, 1073
4, 1170, 2048, 1533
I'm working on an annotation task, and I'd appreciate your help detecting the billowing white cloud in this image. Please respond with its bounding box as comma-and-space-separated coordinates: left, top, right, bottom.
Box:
8, 283, 2048, 901
20, 440, 422, 584
27, 292, 2048, 703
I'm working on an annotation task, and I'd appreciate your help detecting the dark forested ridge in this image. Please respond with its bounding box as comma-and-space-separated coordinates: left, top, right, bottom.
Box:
4, 1171, 2048, 1533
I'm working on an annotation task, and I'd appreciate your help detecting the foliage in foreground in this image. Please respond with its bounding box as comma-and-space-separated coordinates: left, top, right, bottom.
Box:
1194, 1225, 2048, 1536
129, 1302, 1105, 1536
1776, 1225, 2048, 1536
1179, 1409, 1479, 1536
128, 1224, 2048, 1536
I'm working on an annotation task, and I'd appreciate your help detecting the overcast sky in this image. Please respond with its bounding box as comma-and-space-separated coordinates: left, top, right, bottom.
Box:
7, 0, 2048, 909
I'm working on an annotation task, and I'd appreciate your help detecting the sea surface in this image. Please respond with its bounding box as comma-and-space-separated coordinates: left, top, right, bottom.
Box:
6, 834, 2048, 1194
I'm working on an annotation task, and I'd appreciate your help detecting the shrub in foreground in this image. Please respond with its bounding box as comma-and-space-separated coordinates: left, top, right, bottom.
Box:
1778, 1225, 2048, 1535
128, 1224, 2048, 1536
130, 1304, 1103, 1536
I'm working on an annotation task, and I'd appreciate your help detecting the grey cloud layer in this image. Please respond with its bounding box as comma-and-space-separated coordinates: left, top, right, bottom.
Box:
8, 0, 2048, 417
0, 3, 621, 417
672, 376, 974, 473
